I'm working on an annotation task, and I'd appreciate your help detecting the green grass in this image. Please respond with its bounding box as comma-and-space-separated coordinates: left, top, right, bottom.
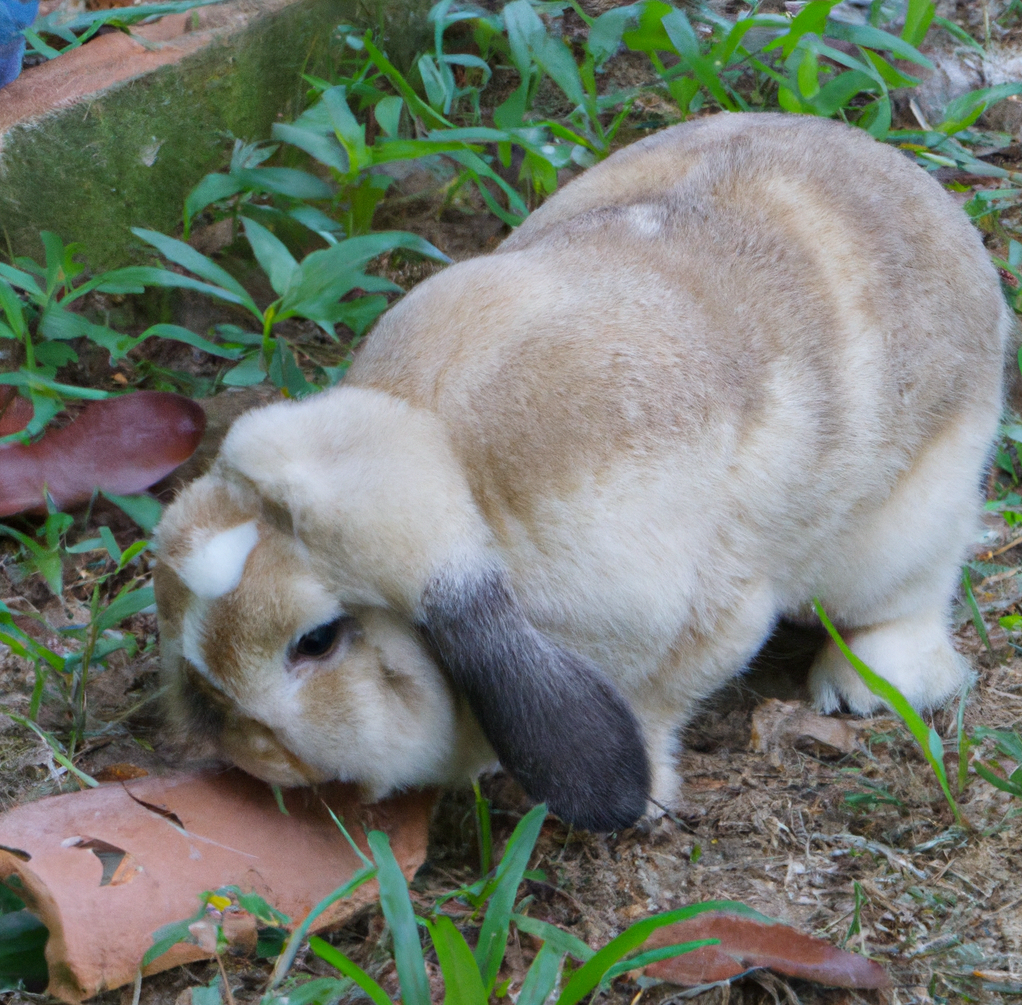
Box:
131, 804, 741, 1005
814, 599, 965, 826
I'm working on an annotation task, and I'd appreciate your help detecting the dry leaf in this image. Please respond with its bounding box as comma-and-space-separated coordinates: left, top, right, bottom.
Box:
0, 769, 435, 1003
220, 909, 258, 955
750, 698, 863, 756
0, 392, 33, 436
0, 391, 205, 516
643, 910, 890, 989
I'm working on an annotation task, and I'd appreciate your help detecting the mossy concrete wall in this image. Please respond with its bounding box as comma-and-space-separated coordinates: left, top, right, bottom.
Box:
0, 0, 432, 269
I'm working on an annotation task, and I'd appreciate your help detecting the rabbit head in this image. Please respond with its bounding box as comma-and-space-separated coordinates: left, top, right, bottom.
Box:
155, 386, 650, 829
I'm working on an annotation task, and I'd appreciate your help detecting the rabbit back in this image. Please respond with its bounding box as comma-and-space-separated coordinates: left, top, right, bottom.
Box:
348, 114, 1007, 666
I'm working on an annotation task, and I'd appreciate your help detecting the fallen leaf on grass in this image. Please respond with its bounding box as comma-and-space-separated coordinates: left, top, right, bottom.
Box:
750, 698, 863, 756
0, 392, 33, 436
92, 763, 149, 782
0, 769, 435, 1003
0, 391, 205, 516
643, 910, 890, 989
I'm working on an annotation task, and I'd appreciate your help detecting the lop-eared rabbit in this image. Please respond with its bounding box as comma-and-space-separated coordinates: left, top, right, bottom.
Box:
155, 113, 1011, 831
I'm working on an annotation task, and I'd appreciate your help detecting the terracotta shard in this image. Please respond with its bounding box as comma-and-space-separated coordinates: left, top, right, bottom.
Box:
0, 769, 435, 1003
0, 391, 205, 516
643, 911, 890, 989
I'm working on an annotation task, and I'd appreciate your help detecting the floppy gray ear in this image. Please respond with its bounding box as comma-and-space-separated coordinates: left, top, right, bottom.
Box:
419, 569, 650, 831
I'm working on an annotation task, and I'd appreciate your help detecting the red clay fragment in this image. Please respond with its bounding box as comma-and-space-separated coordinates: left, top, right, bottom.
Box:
0, 391, 205, 516
643, 911, 890, 989
0, 770, 435, 1003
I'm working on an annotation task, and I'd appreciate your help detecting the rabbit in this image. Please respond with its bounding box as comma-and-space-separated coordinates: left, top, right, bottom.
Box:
154, 112, 1013, 832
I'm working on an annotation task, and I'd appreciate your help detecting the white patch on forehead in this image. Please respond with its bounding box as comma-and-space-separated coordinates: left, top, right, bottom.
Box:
179, 521, 259, 600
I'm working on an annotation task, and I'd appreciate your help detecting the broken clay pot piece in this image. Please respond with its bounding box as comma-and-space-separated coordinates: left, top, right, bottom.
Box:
0, 769, 435, 1002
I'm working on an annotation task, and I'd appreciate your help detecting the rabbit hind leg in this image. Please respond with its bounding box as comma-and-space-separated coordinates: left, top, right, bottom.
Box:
805, 409, 995, 714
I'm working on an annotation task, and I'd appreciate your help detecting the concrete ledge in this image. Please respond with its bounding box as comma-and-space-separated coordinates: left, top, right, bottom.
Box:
0, 0, 431, 267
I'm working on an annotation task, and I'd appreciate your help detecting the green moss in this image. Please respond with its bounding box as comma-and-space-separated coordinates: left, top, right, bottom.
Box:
0, 0, 432, 269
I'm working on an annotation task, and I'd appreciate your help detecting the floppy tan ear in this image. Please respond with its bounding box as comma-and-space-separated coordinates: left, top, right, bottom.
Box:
215, 387, 495, 611
419, 567, 651, 831
218, 387, 650, 829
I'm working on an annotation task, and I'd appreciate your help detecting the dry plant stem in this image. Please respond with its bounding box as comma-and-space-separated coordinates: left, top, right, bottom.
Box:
68, 586, 101, 759
977, 531, 1022, 559
215, 954, 236, 1005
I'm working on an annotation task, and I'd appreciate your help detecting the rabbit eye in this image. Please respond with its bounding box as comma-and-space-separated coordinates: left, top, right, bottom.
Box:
294, 618, 350, 659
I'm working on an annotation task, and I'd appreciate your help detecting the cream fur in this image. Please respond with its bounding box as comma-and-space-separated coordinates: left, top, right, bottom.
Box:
154, 113, 1012, 818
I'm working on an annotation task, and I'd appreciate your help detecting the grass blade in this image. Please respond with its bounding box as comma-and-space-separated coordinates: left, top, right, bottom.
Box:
425, 916, 487, 1005
555, 901, 756, 1005
473, 780, 492, 876
512, 914, 594, 962
974, 760, 1022, 797
960, 567, 992, 654
601, 939, 716, 982
516, 943, 564, 1005
131, 228, 260, 317
367, 831, 431, 1005
309, 937, 393, 1005
2, 710, 98, 788
475, 803, 547, 992
813, 599, 964, 826
268, 867, 376, 988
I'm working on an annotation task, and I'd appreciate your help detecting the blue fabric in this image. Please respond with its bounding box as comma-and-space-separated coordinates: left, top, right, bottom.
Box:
0, 0, 39, 88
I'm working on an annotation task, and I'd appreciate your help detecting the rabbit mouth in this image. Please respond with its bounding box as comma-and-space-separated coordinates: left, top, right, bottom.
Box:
220, 716, 330, 787
171, 657, 328, 786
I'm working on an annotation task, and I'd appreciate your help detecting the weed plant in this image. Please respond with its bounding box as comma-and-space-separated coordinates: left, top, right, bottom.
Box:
130, 803, 752, 1005
0, 232, 256, 445
0, 510, 157, 782
23, 0, 221, 61
131, 225, 448, 397
819, 600, 1022, 830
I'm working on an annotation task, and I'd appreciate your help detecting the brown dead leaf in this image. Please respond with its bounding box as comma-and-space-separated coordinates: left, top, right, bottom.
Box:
186, 918, 220, 954
749, 698, 863, 756
0, 391, 205, 517
643, 910, 890, 989
0, 392, 33, 436
0, 769, 435, 1003
220, 909, 258, 955
93, 764, 150, 782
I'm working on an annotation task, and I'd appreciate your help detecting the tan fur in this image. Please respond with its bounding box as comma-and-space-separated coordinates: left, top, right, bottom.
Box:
155, 113, 1012, 816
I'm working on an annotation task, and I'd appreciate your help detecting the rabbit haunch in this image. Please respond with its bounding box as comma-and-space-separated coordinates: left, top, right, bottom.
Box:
154, 113, 1012, 832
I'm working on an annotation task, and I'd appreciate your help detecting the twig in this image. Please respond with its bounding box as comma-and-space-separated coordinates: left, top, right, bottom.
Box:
815, 833, 929, 880
215, 954, 236, 1005
978, 532, 1022, 559
983, 687, 1022, 703
978, 568, 1021, 588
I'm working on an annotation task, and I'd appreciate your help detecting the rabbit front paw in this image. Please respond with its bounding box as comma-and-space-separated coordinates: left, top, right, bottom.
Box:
808, 610, 972, 714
